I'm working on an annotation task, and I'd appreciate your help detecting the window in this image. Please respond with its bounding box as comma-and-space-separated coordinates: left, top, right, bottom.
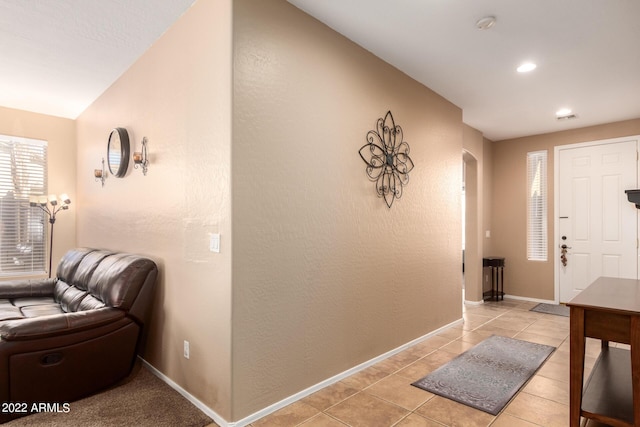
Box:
0, 134, 47, 275
527, 150, 547, 261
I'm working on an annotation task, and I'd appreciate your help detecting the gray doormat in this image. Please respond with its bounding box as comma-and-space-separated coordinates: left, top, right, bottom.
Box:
530, 303, 570, 317
412, 335, 555, 415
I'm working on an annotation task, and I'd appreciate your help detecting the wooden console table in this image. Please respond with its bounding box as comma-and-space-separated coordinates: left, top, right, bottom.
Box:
567, 277, 640, 427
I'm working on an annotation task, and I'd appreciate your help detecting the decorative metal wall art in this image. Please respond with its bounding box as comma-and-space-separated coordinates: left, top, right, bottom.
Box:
358, 111, 414, 208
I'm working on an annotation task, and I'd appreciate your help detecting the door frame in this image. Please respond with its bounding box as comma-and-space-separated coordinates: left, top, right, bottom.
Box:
553, 135, 640, 303
463, 150, 482, 303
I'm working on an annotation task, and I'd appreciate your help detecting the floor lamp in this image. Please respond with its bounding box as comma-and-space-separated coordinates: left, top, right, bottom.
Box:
30, 194, 71, 278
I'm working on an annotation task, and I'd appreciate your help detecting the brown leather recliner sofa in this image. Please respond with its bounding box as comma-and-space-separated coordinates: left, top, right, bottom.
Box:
0, 248, 158, 423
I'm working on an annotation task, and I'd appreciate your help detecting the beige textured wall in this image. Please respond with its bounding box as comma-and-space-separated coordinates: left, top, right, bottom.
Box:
0, 106, 76, 275
75, 0, 233, 419
493, 118, 640, 301
232, 0, 463, 419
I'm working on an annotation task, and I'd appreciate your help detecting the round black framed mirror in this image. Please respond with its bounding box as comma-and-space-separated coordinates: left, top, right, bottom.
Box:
107, 127, 130, 177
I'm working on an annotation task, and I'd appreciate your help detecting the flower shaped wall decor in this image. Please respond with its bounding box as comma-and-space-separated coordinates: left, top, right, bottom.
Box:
359, 111, 414, 208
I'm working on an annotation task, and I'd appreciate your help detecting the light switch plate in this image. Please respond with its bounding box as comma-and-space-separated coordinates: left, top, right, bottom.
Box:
209, 233, 220, 253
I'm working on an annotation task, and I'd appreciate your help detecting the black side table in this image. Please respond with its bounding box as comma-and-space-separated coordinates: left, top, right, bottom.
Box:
482, 257, 505, 301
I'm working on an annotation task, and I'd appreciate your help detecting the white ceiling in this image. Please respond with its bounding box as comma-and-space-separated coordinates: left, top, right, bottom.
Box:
1, 1, 638, 141
0, 0, 196, 119
288, 0, 640, 141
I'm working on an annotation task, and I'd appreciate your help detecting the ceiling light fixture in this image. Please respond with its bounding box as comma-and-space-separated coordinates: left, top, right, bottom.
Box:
556, 108, 577, 120
517, 62, 537, 73
476, 16, 496, 30
556, 108, 572, 117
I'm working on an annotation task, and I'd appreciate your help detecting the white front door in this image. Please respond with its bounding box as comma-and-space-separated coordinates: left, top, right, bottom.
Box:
557, 138, 638, 302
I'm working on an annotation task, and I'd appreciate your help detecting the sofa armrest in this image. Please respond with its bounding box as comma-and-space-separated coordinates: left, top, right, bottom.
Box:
0, 307, 126, 341
0, 278, 56, 299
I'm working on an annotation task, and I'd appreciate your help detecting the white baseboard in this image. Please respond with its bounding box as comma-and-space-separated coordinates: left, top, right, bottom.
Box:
503, 294, 556, 304
140, 317, 463, 427
139, 358, 230, 427
465, 294, 556, 305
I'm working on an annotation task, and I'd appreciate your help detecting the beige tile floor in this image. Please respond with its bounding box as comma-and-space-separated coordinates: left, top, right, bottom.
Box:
209, 299, 623, 427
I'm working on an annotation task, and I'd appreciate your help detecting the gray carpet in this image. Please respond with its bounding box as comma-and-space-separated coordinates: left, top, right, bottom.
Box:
5, 362, 214, 427
530, 303, 570, 317
412, 335, 555, 415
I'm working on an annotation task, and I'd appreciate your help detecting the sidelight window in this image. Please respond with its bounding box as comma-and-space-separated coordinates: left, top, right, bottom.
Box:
527, 150, 547, 261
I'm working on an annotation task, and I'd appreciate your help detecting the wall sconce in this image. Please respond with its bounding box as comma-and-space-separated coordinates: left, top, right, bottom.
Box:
133, 137, 149, 175
29, 193, 71, 278
94, 158, 106, 186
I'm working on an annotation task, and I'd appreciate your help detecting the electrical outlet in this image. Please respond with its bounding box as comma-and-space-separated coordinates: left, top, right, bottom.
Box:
184, 340, 190, 359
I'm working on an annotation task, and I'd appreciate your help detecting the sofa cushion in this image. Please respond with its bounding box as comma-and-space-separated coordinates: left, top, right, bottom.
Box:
0, 300, 23, 321
20, 304, 65, 317
0, 307, 125, 341
55, 247, 95, 283
10, 296, 60, 318
53, 249, 112, 313
78, 295, 106, 311
11, 296, 56, 308
68, 250, 112, 291
55, 281, 86, 313
85, 254, 155, 310
1, 296, 63, 319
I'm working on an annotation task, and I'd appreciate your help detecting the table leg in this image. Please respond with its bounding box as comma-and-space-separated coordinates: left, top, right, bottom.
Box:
491, 267, 495, 300
631, 316, 640, 426
569, 306, 585, 427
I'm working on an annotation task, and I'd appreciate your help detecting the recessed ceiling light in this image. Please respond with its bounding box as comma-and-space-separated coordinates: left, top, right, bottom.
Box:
556, 108, 572, 117
517, 62, 537, 73
556, 108, 577, 120
476, 16, 496, 30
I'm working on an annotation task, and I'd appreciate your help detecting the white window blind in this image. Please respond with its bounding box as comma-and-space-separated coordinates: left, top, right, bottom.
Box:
0, 135, 47, 275
527, 150, 547, 261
